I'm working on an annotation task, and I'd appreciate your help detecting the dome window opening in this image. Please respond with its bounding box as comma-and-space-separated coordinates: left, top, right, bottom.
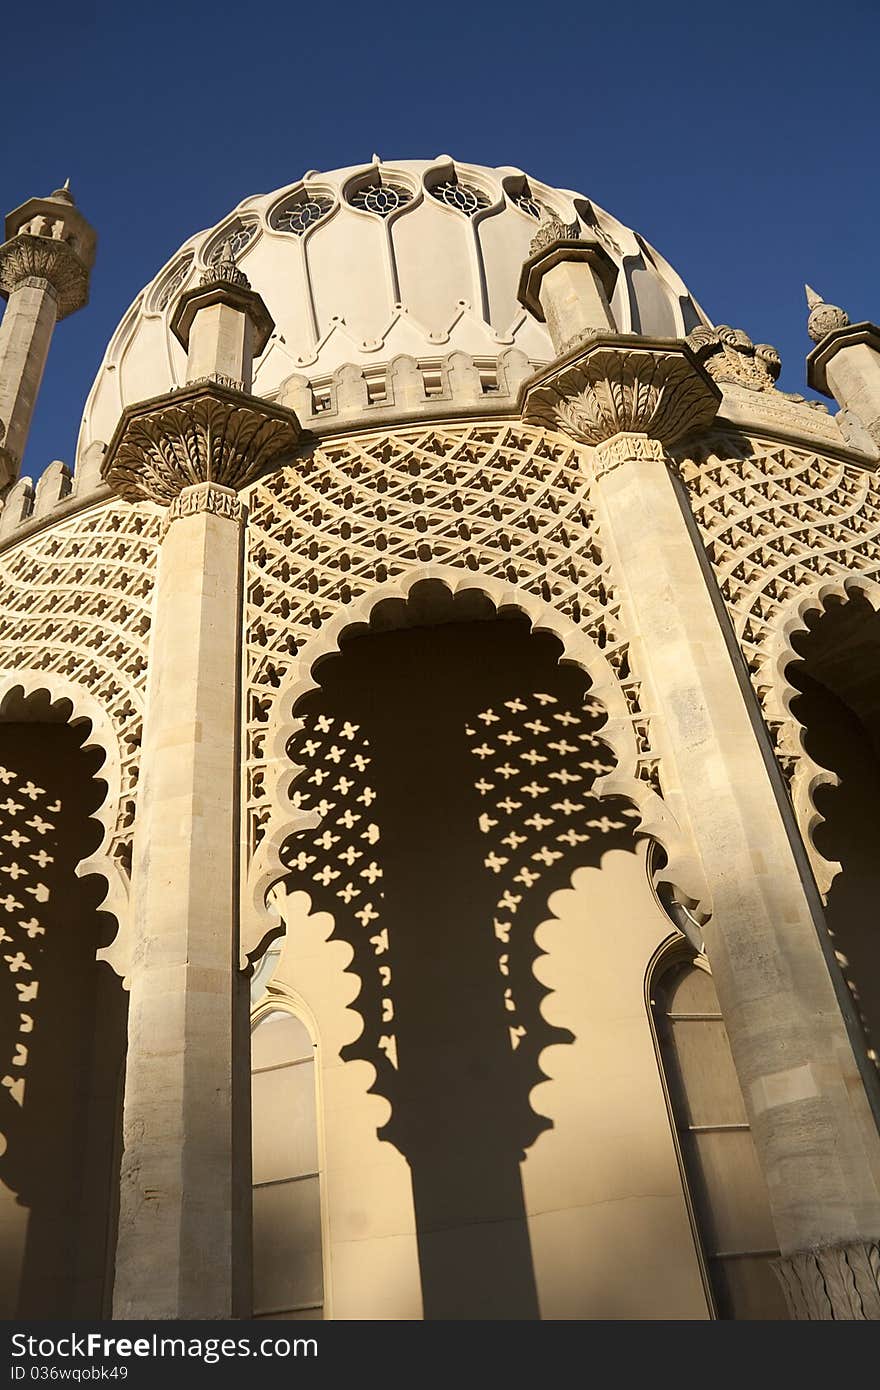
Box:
208, 220, 256, 263
347, 179, 413, 218
429, 176, 490, 218
155, 255, 193, 312
271, 192, 334, 236
512, 184, 541, 219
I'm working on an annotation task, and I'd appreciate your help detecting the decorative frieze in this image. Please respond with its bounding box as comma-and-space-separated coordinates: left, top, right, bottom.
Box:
593, 431, 666, 477
161, 481, 244, 536
101, 381, 302, 505
520, 337, 720, 449
773, 1241, 880, 1320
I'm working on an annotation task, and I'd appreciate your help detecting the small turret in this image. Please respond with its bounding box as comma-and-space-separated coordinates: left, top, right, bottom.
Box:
0, 182, 97, 485
805, 285, 880, 452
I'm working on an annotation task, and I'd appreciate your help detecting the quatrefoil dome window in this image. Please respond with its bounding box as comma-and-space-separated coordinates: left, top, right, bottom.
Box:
208, 221, 257, 262
512, 186, 541, 219
429, 178, 490, 217
347, 180, 413, 217
271, 192, 334, 236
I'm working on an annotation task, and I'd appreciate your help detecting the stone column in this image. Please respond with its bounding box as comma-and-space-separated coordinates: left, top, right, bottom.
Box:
521, 337, 880, 1319
0, 184, 96, 486
101, 262, 300, 1316
112, 480, 246, 1318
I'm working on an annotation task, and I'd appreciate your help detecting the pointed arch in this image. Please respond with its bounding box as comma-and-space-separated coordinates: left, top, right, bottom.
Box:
758, 574, 880, 896
0, 670, 130, 976
243, 563, 704, 965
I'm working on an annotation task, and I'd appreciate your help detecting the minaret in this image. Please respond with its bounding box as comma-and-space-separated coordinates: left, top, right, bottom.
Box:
805, 284, 880, 451
0, 181, 96, 486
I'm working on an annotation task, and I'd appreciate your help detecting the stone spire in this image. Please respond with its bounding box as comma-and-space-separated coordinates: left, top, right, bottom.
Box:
0, 182, 97, 484
805, 285, 849, 344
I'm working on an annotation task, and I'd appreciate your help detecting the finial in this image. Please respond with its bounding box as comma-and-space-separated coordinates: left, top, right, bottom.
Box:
372, 152, 382, 165
49, 178, 74, 204
805, 284, 849, 343
200, 237, 249, 289
529, 205, 580, 257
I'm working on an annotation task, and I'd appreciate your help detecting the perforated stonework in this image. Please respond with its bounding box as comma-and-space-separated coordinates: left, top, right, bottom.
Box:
678, 435, 880, 882
0, 503, 160, 874
243, 422, 657, 868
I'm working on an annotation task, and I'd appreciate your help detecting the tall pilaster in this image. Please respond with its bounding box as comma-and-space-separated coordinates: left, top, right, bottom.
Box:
102, 262, 300, 1317
520, 336, 880, 1319
0, 184, 96, 485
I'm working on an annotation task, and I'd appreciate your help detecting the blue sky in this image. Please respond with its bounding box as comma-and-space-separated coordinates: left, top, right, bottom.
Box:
4, 0, 879, 473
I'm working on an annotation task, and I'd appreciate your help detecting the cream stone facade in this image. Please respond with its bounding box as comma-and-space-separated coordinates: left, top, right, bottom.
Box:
1, 158, 880, 1321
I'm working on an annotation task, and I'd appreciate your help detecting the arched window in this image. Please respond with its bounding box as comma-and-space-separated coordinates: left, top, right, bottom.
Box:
250, 1008, 323, 1319
650, 948, 789, 1319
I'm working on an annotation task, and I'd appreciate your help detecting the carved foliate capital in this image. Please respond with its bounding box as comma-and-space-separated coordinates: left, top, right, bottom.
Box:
101, 382, 302, 505
0, 234, 89, 318
519, 335, 720, 448
774, 1240, 880, 1320
686, 324, 781, 393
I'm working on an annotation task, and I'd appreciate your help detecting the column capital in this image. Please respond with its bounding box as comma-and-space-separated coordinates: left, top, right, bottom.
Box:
519, 335, 720, 449
0, 185, 96, 320
0, 235, 89, 319
101, 381, 302, 505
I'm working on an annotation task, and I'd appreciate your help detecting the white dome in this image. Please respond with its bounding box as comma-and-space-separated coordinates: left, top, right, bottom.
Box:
77, 156, 710, 464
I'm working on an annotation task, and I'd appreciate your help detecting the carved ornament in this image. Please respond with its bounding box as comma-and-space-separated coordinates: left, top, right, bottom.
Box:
101, 382, 302, 505
805, 285, 850, 344
529, 209, 581, 256
0, 234, 89, 319
161, 481, 244, 536
774, 1240, 880, 1320
593, 432, 665, 477
686, 324, 782, 393
519, 336, 720, 448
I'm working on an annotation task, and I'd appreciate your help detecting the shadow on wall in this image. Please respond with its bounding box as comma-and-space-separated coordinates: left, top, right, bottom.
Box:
788, 595, 880, 1069
0, 695, 126, 1318
283, 598, 639, 1318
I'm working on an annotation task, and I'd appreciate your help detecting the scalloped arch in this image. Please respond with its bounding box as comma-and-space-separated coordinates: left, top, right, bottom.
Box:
0, 669, 130, 979
758, 574, 880, 896
243, 562, 705, 966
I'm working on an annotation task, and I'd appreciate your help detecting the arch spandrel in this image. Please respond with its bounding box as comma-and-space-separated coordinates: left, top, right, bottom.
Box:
242, 417, 707, 963
678, 432, 880, 895
0, 500, 161, 980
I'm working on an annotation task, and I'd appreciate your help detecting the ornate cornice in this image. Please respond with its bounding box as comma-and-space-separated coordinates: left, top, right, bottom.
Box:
774, 1240, 880, 1320
0, 234, 89, 318
101, 382, 303, 505
519, 335, 720, 448
686, 324, 781, 394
